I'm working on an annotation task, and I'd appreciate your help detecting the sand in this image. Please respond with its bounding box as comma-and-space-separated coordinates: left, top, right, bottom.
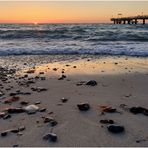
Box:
0, 55, 148, 147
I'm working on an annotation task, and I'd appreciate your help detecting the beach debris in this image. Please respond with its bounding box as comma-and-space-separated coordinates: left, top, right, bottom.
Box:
107, 124, 125, 133
99, 106, 117, 114
41, 77, 46, 80
39, 108, 47, 112
6, 107, 25, 114
20, 101, 29, 105
0, 112, 6, 118
58, 75, 66, 80
86, 80, 97, 86
43, 117, 58, 126
136, 139, 147, 143
24, 104, 39, 114
130, 107, 148, 116
26, 69, 35, 74
3, 114, 11, 120
4, 96, 20, 104
43, 133, 57, 142
31, 87, 47, 92
77, 103, 90, 111
1, 131, 8, 137
76, 81, 86, 86
100, 119, 114, 124
61, 97, 68, 103
35, 101, 41, 105
53, 68, 58, 71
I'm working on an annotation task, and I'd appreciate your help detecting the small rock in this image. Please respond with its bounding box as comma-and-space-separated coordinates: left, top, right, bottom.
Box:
130, 107, 148, 115
39, 108, 47, 112
43, 133, 57, 142
107, 125, 125, 133
35, 101, 41, 105
53, 68, 57, 71
24, 105, 39, 114
77, 103, 90, 111
1, 131, 8, 137
4, 96, 20, 104
100, 119, 114, 124
20, 101, 29, 105
10, 129, 19, 133
3, 114, 11, 119
58, 75, 66, 80
26, 69, 35, 74
61, 98, 68, 103
6, 108, 24, 114
86, 80, 97, 86
18, 126, 25, 131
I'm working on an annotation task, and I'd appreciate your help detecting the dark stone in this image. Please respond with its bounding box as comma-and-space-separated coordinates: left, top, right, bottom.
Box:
86, 80, 97, 86
43, 133, 57, 142
58, 75, 66, 80
61, 98, 68, 103
10, 129, 19, 133
130, 107, 148, 115
7, 108, 24, 114
18, 126, 25, 131
107, 125, 125, 133
39, 108, 47, 112
3, 114, 11, 119
77, 103, 90, 111
1, 131, 8, 137
100, 119, 114, 124
20, 101, 29, 105
50, 120, 58, 127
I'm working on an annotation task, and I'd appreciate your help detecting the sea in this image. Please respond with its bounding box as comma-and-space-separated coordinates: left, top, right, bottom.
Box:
0, 23, 148, 56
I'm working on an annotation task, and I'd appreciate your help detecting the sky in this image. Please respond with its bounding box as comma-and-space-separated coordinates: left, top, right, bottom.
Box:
0, 1, 148, 23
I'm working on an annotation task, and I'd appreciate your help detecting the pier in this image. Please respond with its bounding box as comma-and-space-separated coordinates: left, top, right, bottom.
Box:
111, 15, 148, 24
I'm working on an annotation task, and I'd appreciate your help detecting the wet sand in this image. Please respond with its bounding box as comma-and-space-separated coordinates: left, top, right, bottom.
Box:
0, 55, 148, 147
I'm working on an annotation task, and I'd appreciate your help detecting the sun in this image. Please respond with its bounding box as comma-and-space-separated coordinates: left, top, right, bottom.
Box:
33, 22, 38, 25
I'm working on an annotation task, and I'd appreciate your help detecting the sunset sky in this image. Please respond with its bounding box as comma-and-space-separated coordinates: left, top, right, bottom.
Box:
0, 1, 148, 23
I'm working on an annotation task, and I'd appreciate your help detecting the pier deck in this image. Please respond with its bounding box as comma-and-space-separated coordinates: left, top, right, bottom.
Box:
111, 15, 148, 24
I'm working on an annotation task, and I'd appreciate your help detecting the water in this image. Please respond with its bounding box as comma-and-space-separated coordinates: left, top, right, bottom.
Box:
0, 23, 148, 56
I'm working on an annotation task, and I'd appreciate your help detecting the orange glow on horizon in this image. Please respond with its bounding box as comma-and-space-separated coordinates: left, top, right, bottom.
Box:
0, 1, 148, 24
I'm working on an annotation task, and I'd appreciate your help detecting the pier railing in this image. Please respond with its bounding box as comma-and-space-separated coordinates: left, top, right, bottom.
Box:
111, 15, 148, 24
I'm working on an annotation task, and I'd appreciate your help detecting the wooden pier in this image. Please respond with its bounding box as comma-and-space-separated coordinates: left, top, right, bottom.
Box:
111, 15, 148, 24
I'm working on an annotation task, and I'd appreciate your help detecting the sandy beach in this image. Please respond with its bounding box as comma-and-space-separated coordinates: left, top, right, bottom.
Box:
0, 55, 148, 147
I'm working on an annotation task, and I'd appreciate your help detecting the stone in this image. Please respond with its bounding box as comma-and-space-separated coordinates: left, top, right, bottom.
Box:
1, 131, 8, 137
107, 125, 125, 133
58, 75, 66, 80
130, 107, 148, 115
61, 98, 68, 103
39, 108, 47, 112
24, 105, 39, 114
43, 133, 57, 142
77, 103, 90, 111
26, 69, 35, 74
86, 80, 97, 86
100, 119, 114, 124
3, 114, 11, 119
18, 126, 25, 131
4, 96, 20, 104
7, 108, 24, 114
20, 101, 29, 105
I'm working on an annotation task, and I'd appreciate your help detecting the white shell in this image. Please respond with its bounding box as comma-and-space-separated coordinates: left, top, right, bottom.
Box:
24, 105, 39, 114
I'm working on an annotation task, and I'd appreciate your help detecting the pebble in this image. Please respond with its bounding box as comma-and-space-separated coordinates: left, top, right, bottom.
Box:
86, 80, 97, 86
107, 125, 125, 133
100, 119, 114, 124
1, 131, 8, 137
20, 101, 29, 105
130, 107, 148, 116
61, 98, 68, 103
43, 133, 57, 142
58, 75, 66, 80
24, 105, 39, 114
39, 108, 47, 112
77, 103, 90, 111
